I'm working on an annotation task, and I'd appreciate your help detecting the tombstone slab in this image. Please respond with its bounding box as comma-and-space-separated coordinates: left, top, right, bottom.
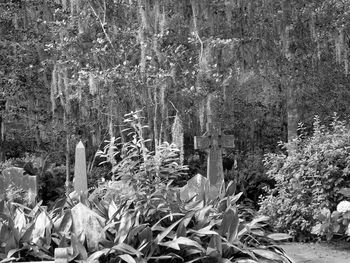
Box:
71, 203, 105, 251
74, 141, 88, 194
0, 167, 37, 204
179, 174, 218, 202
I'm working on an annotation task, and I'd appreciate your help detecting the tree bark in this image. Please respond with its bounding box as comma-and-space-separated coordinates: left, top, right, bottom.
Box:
287, 85, 298, 142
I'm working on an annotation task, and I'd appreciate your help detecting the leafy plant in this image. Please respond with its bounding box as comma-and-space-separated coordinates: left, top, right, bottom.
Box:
260, 115, 350, 238
97, 110, 188, 200
0, 199, 56, 261
86, 184, 293, 263
311, 188, 350, 240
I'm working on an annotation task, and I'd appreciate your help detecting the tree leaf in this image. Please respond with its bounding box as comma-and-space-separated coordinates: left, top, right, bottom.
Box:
111, 243, 143, 257
14, 208, 26, 232
252, 249, 289, 262
189, 225, 218, 236
267, 233, 292, 241
31, 210, 52, 245
220, 207, 239, 243
118, 254, 136, 263
71, 233, 88, 260
87, 248, 110, 263
155, 218, 183, 243
151, 213, 184, 231
160, 237, 204, 252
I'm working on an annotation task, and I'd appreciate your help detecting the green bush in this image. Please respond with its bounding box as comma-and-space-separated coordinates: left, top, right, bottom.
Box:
259, 115, 350, 238
311, 188, 350, 240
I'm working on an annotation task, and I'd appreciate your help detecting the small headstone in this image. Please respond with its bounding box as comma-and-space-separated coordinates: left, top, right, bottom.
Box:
74, 141, 88, 194
179, 174, 218, 202
0, 167, 37, 204
71, 203, 105, 251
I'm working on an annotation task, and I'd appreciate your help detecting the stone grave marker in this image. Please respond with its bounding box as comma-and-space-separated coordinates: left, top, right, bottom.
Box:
71, 202, 105, 251
0, 167, 38, 204
194, 118, 235, 196
179, 173, 209, 202
73, 141, 88, 194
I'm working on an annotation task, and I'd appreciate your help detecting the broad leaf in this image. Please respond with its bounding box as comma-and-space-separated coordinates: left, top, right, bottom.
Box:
188, 225, 219, 236
155, 218, 183, 243
31, 210, 52, 245
220, 207, 239, 243
160, 237, 204, 252
87, 248, 110, 263
151, 213, 184, 231
14, 208, 26, 233
118, 254, 136, 263
71, 233, 88, 260
252, 249, 290, 262
111, 243, 143, 257
267, 233, 292, 241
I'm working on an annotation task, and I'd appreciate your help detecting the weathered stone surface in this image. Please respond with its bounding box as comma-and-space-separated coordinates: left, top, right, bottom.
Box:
71, 203, 105, 251
179, 174, 221, 202
0, 167, 37, 204
179, 174, 208, 202
74, 141, 88, 194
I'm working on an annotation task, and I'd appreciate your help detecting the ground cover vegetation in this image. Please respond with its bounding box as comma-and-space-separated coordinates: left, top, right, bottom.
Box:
1, 0, 350, 260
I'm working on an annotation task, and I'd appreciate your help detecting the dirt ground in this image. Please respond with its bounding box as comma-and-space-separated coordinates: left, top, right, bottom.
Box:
280, 241, 350, 263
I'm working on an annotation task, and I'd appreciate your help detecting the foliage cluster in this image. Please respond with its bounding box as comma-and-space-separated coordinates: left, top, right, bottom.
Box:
260, 116, 350, 238
0, 186, 293, 263
0, 112, 293, 263
96, 111, 189, 195
311, 188, 350, 240
4, 0, 350, 178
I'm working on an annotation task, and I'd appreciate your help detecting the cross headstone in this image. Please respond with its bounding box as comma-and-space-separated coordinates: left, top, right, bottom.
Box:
0, 167, 38, 205
194, 118, 234, 195
73, 141, 88, 194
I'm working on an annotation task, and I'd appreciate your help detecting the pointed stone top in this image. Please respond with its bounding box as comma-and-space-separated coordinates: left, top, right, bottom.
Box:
76, 141, 85, 148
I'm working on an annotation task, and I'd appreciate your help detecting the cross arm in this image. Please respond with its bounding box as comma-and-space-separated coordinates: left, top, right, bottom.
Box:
194, 136, 210, 150
221, 135, 235, 148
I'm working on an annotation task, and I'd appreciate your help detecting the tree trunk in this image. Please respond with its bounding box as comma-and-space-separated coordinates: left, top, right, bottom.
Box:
64, 111, 70, 190
287, 85, 298, 142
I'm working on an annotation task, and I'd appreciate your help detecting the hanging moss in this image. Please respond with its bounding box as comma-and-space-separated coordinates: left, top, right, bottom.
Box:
89, 73, 98, 95
310, 11, 316, 41
335, 31, 342, 64
198, 99, 205, 133
70, 0, 75, 15
159, 6, 166, 37
172, 113, 184, 165
62, 0, 67, 11
51, 64, 58, 95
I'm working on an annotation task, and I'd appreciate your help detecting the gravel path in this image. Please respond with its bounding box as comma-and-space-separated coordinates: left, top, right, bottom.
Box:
280, 242, 350, 263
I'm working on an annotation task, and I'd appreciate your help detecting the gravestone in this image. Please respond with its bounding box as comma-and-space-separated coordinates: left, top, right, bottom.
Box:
0, 167, 37, 204
71, 202, 105, 250
73, 141, 88, 194
194, 119, 234, 196
179, 173, 219, 202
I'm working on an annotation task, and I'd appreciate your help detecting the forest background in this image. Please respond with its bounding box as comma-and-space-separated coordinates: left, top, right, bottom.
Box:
1, 0, 350, 201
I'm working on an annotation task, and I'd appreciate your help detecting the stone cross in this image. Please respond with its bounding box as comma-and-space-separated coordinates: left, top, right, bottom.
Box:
74, 141, 88, 194
194, 119, 234, 194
